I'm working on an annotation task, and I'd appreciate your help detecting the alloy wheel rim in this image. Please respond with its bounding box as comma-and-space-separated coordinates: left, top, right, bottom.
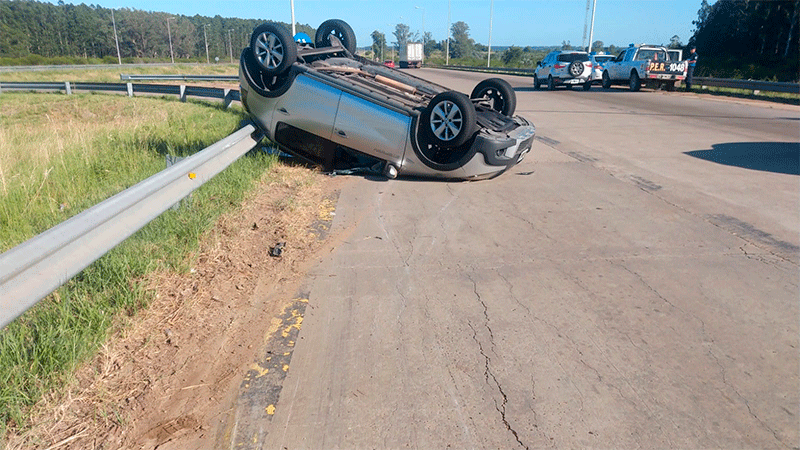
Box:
255, 31, 284, 69
430, 100, 463, 141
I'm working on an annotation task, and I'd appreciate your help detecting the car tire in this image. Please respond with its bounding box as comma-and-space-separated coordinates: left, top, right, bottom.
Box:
533, 74, 540, 90
582, 81, 592, 91
602, 71, 611, 89
565, 84, 573, 90
629, 70, 641, 92
665, 81, 676, 91
421, 91, 477, 148
568, 60, 584, 77
250, 23, 297, 76
547, 75, 555, 91
470, 78, 516, 116
315, 19, 357, 54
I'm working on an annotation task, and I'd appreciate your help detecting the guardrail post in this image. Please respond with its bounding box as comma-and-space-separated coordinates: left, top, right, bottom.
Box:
180, 85, 187, 103
126, 82, 133, 97
223, 88, 233, 109
64, 81, 72, 95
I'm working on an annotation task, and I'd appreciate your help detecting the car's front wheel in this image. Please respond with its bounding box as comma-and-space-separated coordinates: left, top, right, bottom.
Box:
533, 74, 540, 90
470, 78, 516, 116
315, 19, 357, 54
547, 75, 555, 91
250, 23, 297, 76
421, 91, 477, 148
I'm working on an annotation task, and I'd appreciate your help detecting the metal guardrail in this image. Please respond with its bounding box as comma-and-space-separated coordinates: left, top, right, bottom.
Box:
429, 64, 799, 94
0, 81, 241, 105
0, 124, 262, 329
120, 74, 238, 82
693, 77, 799, 94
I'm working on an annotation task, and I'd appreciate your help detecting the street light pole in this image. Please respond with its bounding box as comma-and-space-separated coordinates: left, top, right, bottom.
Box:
203, 23, 210, 64
588, 0, 597, 53
415, 5, 425, 63
166, 17, 175, 64
487, 0, 494, 67
290, 0, 296, 36
445, 0, 451, 65
228, 29, 233, 64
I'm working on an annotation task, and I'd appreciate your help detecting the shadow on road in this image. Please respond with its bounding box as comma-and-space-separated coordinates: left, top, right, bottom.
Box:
685, 142, 799, 176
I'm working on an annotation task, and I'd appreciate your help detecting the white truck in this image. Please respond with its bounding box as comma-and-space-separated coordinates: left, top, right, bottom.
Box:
399, 42, 423, 68
601, 44, 687, 91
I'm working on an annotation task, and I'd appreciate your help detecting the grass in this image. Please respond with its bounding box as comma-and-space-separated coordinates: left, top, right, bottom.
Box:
0, 91, 275, 438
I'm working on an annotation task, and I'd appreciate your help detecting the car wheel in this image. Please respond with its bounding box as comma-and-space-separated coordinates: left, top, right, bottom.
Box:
602, 71, 611, 89
665, 81, 676, 91
315, 19, 357, 54
629, 71, 641, 92
582, 81, 592, 91
547, 75, 555, 91
533, 74, 540, 90
421, 91, 477, 148
470, 78, 516, 116
250, 23, 297, 76
565, 84, 573, 90
568, 60, 584, 77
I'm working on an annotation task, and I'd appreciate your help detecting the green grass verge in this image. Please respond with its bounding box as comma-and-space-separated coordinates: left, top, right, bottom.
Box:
0, 92, 275, 437
0, 63, 237, 83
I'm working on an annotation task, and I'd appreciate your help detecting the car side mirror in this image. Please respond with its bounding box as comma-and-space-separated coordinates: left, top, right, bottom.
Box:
536, 60, 541, 67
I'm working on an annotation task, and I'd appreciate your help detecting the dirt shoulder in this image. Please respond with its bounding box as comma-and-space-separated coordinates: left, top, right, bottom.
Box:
4, 164, 351, 450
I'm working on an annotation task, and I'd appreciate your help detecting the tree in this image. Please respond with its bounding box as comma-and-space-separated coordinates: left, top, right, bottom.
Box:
371, 30, 386, 61
591, 40, 604, 53
450, 21, 474, 59
502, 46, 522, 65
668, 35, 683, 49
561, 40, 572, 50
392, 23, 411, 54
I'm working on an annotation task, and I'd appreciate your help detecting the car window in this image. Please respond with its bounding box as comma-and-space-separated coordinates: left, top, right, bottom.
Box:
557, 53, 589, 63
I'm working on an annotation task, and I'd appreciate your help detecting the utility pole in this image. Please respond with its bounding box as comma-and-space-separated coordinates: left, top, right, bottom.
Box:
112, 9, 121, 65
203, 23, 210, 64
166, 17, 175, 64
228, 29, 234, 64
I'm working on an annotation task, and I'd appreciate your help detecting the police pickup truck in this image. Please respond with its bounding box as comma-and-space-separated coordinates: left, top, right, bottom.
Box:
601, 44, 687, 91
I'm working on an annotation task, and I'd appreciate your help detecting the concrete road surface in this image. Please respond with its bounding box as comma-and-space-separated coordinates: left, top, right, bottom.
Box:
230, 70, 799, 449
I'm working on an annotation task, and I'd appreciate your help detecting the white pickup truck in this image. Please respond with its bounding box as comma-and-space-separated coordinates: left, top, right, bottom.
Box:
601, 44, 687, 91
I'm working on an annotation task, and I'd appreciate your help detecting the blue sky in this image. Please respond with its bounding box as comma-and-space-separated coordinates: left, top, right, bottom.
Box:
46, 0, 709, 48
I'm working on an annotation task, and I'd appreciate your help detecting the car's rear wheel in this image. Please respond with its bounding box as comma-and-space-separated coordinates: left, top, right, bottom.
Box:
569, 60, 584, 77
315, 19, 357, 54
665, 81, 676, 91
629, 70, 641, 92
582, 81, 592, 91
470, 78, 516, 116
421, 91, 476, 148
250, 23, 297, 76
602, 71, 611, 89
547, 75, 555, 91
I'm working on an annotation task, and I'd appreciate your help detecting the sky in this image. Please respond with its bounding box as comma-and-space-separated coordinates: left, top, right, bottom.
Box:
45, 0, 710, 49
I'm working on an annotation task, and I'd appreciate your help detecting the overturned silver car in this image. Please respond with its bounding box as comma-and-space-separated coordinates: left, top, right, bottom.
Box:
239, 19, 535, 179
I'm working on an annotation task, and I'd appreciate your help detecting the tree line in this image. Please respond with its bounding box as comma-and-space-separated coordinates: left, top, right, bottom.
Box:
0, 0, 313, 63
690, 0, 798, 81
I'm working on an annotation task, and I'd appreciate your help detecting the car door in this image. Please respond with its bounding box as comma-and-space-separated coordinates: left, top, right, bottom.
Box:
270, 74, 341, 141
331, 92, 410, 165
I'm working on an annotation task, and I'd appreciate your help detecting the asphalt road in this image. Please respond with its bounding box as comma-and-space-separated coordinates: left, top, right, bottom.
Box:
231, 70, 799, 449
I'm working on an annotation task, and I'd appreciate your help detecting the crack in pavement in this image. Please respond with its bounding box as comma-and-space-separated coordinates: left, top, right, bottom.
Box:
466, 275, 528, 449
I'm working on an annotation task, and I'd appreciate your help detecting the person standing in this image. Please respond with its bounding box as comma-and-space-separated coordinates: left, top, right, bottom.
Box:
686, 46, 698, 91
